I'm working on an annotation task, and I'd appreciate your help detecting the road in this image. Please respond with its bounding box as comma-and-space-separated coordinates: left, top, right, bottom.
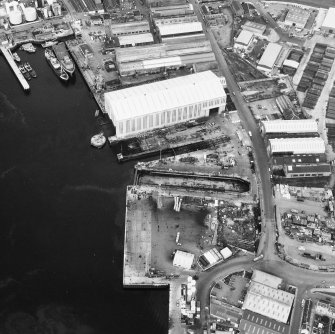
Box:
264, 0, 334, 9
191, 1, 335, 333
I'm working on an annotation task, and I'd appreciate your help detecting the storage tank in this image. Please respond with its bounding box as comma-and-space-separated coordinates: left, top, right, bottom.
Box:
24, 7, 37, 21
9, 10, 22, 25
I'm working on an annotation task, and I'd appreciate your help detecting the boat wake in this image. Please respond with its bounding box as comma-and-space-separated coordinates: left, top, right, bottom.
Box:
0, 91, 26, 125
63, 184, 117, 195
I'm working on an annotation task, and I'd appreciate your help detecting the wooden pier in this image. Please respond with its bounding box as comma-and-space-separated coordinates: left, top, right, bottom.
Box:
0, 46, 30, 91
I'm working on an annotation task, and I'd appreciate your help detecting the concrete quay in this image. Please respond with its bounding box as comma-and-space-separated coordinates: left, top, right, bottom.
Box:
0, 46, 29, 91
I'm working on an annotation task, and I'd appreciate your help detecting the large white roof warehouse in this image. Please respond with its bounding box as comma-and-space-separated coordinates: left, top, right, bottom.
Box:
257, 43, 282, 72
268, 137, 325, 155
321, 8, 335, 32
157, 21, 203, 38
242, 281, 294, 323
105, 71, 227, 138
261, 120, 318, 135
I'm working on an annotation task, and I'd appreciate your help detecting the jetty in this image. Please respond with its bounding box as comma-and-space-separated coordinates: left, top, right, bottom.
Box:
0, 46, 30, 91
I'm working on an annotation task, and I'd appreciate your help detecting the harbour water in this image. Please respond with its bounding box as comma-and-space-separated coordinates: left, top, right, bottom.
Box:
0, 48, 168, 333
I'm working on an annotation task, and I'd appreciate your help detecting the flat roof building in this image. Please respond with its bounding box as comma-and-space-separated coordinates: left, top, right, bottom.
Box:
251, 270, 283, 289
173, 250, 194, 270
284, 7, 310, 29
234, 30, 254, 50
260, 120, 318, 136
118, 33, 154, 48
241, 20, 266, 35
150, 4, 194, 17
321, 8, 335, 33
105, 71, 227, 138
110, 21, 150, 36
242, 281, 295, 323
268, 137, 326, 155
156, 21, 204, 41
257, 43, 283, 73
284, 164, 331, 178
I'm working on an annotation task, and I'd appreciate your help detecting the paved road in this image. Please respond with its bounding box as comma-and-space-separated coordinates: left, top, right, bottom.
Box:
264, 0, 333, 9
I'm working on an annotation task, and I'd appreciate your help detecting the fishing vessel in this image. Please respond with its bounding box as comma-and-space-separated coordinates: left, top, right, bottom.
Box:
12, 52, 20, 62
20, 43, 36, 53
52, 42, 75, 75
91, 133, 106, 149
45, 48, 69, 81
24, 62, 37, 78
19, 64, 31, 80
41, 40, 58, 48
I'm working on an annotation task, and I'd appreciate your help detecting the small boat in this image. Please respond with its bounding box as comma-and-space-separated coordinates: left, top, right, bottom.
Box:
20, 43, 36, 53
24, 62, 37, 78
19, 64, 31, 81
41, 40, 58, 48
94, 109, 100, 117
45, 48, 69, 81
12, 52, 20, 62
91, 133, 106, 149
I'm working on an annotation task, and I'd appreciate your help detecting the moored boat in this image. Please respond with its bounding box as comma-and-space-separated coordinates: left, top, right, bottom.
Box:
24, 62, 37, 78
42, 40, 58, 48
20, 43, 36, 53
52, 42, 75, 75
91, 133, 106, 149
19, 64, 31, 81
12, 52, 20, 62
45, 48, 69, 81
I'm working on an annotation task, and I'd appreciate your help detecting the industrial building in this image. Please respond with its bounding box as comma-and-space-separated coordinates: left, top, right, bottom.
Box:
146, 0, 186, 7
251, 270, 283, 289
156, 21, 204, 42
272, 154, 327, 167
284, 164, 331, 178
260, 120, 318, 137
321, 8, 335, 33
275, 95, 298, 120
268, 138, 326, 156
154, 15, 198, 25
118, 33, 154, 48
242, 281, 295, 323
241, 21, 266, 35
150, 4, 194, 17
284, 7, 310, 29
110, 21, 150, 36
115, 40, 216, 76
104, 71, 227, 138
173, 250, 194, 270
234, 30, 254, 50
257, 43, 283, 74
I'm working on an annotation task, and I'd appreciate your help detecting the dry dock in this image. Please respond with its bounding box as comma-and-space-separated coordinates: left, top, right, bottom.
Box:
0, 46, 30, 91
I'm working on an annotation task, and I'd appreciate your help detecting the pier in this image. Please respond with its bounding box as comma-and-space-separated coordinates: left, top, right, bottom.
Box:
0, 46, 30, 91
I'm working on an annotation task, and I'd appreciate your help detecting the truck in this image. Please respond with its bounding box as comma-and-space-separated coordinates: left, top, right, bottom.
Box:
253, 254, 264, 262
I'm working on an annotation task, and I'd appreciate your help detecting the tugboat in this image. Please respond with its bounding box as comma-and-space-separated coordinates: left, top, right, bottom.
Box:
91, 133, 106, 149
12, 52, 20, 62
45, 48, 69, 81
19, 64, 31, 81
52, 42, 75, 75
24, 62, 37, 78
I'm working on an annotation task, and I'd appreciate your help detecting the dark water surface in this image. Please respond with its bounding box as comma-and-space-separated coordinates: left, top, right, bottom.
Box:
0, 48, 168, 333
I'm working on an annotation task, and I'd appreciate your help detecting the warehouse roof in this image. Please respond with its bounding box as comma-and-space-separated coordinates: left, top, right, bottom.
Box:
283, 59, 299, 69
173, 250, 194, 270
273, 154, 327, 166
258, 43, 282, 70
322, 8, 335, 30
252, 270, 282, 289
157, 21, 203, 36
111, 21, 150, 35
261, 120, 318, 134
285, 164, 331, 174
118, 33, 154, 46
285, 7, 310, 28
269, 137, 325, 155
104, 70, 226, 122
235, 30, 254, 46
241, 20, 266, 33
242, 282, 294, 323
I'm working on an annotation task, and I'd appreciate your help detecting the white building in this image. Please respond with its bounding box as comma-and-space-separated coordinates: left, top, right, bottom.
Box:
241, 21, 266, 35
234, 30, 254, 50
118, 33, 154, 48
105, 71, 227, 138
268, 137, 325, 155
284, 7, 310, 29
321, 8, 335, 33
251, 270, 283, 289
173, 250, 194, 270
260, 120, 318, 136
156, 21, 204, 42
257, 43, 283, 74
242, 281, 295, 323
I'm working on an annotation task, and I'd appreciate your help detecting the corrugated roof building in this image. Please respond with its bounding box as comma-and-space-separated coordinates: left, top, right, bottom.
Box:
241, 21, 266, 35
242, 281, 295, 323
260, 120, 318, 135
321, 8, 335, 33
268, 137, 325, 155
105, 71, 227, 138
110, 21, 150, 36
234, 30, 254, 49
257, 43, 283, 73
251, 270, 283, 289
284, 7, 310, 29
118, 33, 154, 48
284, 164, 331, 178
156, 21, 204, 41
